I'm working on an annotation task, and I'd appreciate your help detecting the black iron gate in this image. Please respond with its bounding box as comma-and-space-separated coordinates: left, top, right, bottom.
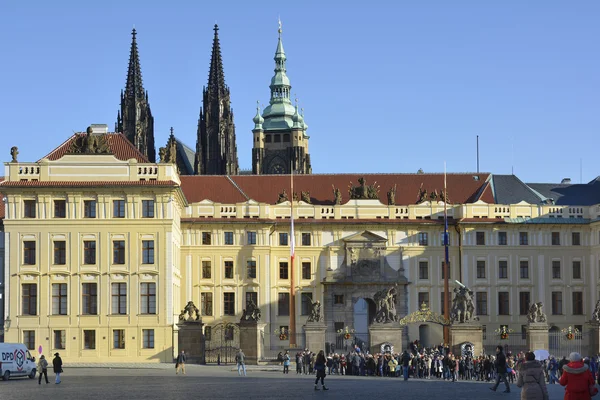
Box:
204, 322, 240, 364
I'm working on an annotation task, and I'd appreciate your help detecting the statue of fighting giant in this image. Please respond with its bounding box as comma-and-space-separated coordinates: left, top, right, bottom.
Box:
450, 281, 477, 323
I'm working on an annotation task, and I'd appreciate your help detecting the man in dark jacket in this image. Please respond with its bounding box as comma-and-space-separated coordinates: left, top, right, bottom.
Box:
401, 350, 411, 381
176, 350, 187, 375
52, 353, 63, 384
490, 345, 510, 393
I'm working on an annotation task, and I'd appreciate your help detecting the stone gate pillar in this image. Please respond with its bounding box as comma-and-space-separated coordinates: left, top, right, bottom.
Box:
304, 322, 327, 353
587, 321, 600, 356
369, 323, 403, 355
450, 323, 483, 356
527, 322, 549, 352
177, 319, 205, 364
239, 320, 266, 365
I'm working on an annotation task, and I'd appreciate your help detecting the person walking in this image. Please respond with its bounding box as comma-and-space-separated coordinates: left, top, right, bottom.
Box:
37, 355, 49, 385
313, 350, 329, 391
176, 350, 187, 375
52, 353, 63, 384
548, 356, 559, 384
559, 352, 596, 400
235, 348, 247, 377
490, 345, 510, 393
283, 351, 290, 374
401, 350, 411, 381
516, 351, 549, 400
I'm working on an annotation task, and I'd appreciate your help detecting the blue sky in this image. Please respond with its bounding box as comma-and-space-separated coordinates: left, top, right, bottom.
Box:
1, 1, 598, 183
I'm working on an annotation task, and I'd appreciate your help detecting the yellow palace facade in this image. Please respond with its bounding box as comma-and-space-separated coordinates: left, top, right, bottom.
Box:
2, 130, 600, 362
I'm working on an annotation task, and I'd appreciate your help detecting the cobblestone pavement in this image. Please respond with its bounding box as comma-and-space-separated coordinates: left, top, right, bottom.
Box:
0, 366, 568, 400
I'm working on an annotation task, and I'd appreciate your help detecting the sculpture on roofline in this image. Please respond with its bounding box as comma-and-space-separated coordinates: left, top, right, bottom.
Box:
387, 185, 397, 205
301, 191, 311, 203
277, 189, 289, 204
348, 177, 380, 200
416, 183, 428, 204
10, 146, 18, 162
332, 185, 342, 205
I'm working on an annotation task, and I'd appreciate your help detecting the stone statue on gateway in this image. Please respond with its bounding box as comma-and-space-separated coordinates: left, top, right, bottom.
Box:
450, 281, 477, 323
527, 302, 547, 323
240, 300, 262, 322
374, 286, 399, 323
307, 300, 322, 323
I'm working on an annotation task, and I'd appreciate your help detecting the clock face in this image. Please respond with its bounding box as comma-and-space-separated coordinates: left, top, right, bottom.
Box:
270, 163, 285, 174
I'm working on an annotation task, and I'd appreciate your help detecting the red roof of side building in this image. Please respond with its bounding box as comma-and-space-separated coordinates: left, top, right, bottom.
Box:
180, 176, 248, 204
180, 173, 492, 205
39, 133, 150, 163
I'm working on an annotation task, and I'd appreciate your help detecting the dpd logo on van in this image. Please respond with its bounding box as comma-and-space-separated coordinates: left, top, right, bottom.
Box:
14, 349, 25, 371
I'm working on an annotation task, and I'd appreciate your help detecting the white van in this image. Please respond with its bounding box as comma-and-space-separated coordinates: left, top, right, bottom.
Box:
0, 343, 37, 381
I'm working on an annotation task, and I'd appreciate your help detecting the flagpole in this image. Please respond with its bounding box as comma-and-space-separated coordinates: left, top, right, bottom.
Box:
443, 162, 450, 345
289, 163, 297, 347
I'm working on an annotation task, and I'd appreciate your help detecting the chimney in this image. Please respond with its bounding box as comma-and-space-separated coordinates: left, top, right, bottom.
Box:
90, 124, 109, 134
561, 178, 571, 184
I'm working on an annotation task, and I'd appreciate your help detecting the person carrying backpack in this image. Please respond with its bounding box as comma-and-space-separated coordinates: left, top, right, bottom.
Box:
38, 355, 49, 385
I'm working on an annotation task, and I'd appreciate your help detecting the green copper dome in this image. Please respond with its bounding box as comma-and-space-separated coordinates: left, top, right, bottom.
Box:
258, 23, 306, 131
252, 101, 264, 130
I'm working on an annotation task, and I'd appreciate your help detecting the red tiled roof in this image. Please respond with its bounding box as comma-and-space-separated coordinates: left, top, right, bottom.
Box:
180, 173, 492, 205
0, 181, 178, 188
180, 176, 248, 204
478, 181, 495, 203
40, 133, 150, 163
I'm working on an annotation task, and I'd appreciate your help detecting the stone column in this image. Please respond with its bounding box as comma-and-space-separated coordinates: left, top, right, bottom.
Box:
450, 323, 484, 357
369, 323, 403, 354
177, 320, 205, 364
527, 322, 549, 352
587, 322, 600, 355
239, 321, 266, 365
304, 322, 327, 353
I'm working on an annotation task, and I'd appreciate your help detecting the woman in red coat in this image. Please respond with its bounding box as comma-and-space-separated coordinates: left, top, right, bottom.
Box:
559, 352, 596, 400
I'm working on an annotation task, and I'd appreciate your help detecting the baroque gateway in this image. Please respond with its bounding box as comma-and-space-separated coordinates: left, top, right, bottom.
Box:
1, 26, 600, 363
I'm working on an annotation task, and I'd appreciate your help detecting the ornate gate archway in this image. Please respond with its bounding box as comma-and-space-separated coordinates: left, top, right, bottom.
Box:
398, 303, 450, 351
204, 322, 240, 364
398, 303, 451, 327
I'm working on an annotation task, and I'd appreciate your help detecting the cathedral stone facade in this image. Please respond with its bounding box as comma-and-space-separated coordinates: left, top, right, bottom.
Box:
116, 29, 155, 163
114, 24, 311, 176
194, 25, 239, 176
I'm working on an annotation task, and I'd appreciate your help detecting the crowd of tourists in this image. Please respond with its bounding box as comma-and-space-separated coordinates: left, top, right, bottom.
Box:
274, 342, 600, 398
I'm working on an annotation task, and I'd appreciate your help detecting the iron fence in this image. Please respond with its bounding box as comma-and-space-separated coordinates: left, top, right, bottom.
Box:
268, 333, 306, 351
483, 333, 527, 356
548, 330, 589, 358
204, 322, 240, 364
325, 332, 370, 355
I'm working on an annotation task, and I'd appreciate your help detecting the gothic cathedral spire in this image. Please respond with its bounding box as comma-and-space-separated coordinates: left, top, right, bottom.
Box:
194, 24, 239, 175
252, 21, 312, 175
116, 28, 156, 162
